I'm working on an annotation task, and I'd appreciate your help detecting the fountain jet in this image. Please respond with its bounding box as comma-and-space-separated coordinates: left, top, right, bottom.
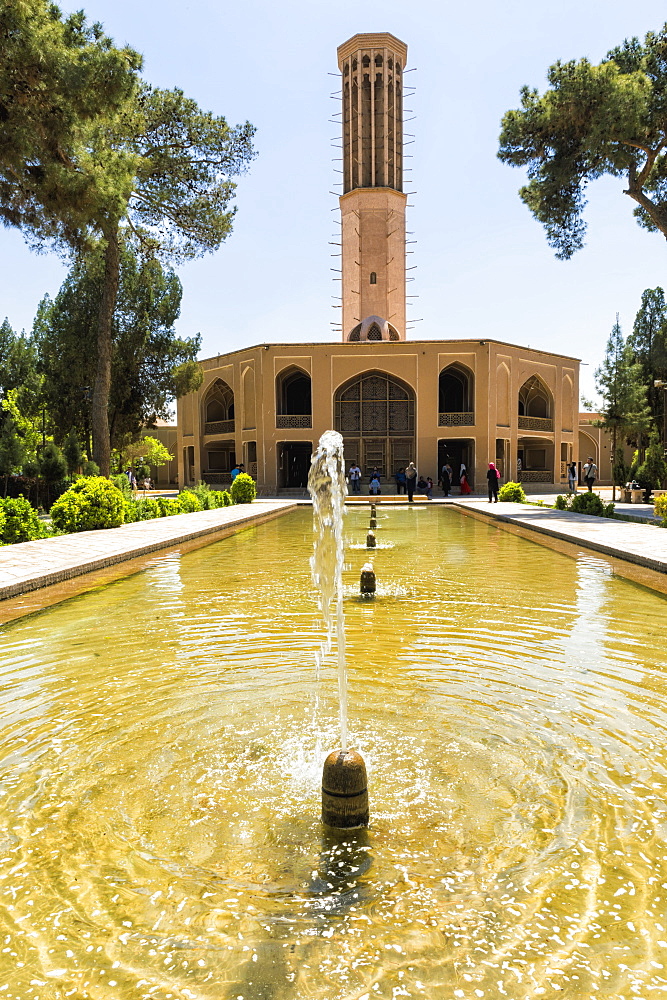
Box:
308, 431, 369, 828
360, 562, 376, 595
322, 749, 369, 828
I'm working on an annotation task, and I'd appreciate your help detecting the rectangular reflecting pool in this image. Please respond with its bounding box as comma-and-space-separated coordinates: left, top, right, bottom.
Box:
0, 505, 666, 999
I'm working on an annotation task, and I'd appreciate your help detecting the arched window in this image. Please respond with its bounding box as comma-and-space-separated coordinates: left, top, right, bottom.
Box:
367, 323, 382, 341
439, 364, 474, 414
518, 376, 551, 418
203, 379, 234, 429
370, 271, 377, 284
276, 368, 312, 419
334, 372, 415, 475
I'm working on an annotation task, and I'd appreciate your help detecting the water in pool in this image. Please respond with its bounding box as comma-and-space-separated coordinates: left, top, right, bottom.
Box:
0, 505, 666, 999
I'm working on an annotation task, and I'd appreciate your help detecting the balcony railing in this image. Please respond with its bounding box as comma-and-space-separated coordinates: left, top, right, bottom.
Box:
204, 419, 235, 435
519, 470, 553, 482
438, 411, 474, 426
276, 414, 312, 428
202, 471, 232, 484
518, 416, 553, 432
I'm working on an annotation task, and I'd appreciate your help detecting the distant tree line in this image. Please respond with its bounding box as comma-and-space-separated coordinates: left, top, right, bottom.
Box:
594, 289, 667, 492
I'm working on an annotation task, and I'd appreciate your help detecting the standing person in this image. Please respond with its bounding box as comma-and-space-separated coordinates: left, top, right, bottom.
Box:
440, 462, 452, 497
583, 456, 597, 492
459, 471, 472, 495
369, 468, 381, 495
459, 461, 467, 484
486, 462, 500, 502
348, 462, 362, 493
230, 462, 241, 481
567, 461, 577, 493
394, 467, 407, 494
405, 462, 418, 503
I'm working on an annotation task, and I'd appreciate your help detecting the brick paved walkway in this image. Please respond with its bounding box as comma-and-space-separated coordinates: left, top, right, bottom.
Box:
0, 501, 296, 602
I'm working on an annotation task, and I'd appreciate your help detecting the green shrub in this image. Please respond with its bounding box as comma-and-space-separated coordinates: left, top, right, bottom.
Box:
0, 496, 44, 543
655, 494, 667, 526
178, 491, 203, 513
497, 481, 525, 503
138, 498, 161, 519
187, 483, 214, 509
123, 499, 141, 523
50, 476, 125, 533
554, 494, 569, 510
230, 473, 256, 504
604, 502, 616, 518
111, 473, 133, 498
570, 491, 605, 517
156, 496, 183, 517
82, 460, 99, 476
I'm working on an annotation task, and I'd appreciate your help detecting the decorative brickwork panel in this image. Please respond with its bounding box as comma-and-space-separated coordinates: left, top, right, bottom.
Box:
202, 472, 232, 484
276, 415, 312, 428
438, 412, 475, 426
518, 416, 554, 432
519, 470, 553, 482
204, 420, 235, 435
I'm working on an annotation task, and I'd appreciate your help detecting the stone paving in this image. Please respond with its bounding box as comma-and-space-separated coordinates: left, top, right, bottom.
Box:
452, 498, 667, 575
0, 500, 296, 602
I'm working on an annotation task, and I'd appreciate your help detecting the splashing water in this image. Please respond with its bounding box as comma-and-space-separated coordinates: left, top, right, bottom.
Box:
307, 430, 348, 751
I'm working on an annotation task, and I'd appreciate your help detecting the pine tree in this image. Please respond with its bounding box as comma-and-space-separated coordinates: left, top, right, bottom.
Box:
595, 315, 651, 498
0, 418, 25, 497
628, 287, 667, 444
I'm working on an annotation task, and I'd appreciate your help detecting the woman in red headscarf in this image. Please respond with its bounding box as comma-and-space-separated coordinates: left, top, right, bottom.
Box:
486, 462, 500, 502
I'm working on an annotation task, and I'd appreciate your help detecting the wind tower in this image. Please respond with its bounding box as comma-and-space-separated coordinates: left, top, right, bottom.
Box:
337, 33, 408, 343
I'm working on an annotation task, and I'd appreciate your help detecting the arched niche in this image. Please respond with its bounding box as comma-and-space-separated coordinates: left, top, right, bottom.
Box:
561, 374, 574, 431
276, 367, 312, 416
496, 363, 511, 427
203, 379, 234, 430
242, 366, 256, 430
518, 375, 552, 418
439, 363, 474, 414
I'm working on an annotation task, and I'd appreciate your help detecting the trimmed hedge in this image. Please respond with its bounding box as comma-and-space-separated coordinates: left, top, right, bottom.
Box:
497, 481, 526, 503
654, 494, 667, 526
554, 492, 615, 518
0, 496, 45, 544
230, 472, 256, 504
0, 475, 255, 545
50, 477, 125, 533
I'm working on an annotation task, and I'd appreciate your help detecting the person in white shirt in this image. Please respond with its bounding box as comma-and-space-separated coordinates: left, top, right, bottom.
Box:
583, 457, 597, 492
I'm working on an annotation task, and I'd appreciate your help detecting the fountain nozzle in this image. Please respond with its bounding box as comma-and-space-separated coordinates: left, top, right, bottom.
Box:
322, 748, 369, 828
369, 516, 377, 529
360, 562, 376, 595
366, 530, 376, 548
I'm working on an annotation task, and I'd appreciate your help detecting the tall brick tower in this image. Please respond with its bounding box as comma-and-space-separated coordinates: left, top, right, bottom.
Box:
337, 33, 408, 343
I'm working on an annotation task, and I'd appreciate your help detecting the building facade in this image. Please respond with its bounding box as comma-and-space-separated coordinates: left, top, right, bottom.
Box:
176, 33, 580, 493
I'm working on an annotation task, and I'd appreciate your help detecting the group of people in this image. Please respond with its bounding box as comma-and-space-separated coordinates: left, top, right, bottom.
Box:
347, 460, 480, 502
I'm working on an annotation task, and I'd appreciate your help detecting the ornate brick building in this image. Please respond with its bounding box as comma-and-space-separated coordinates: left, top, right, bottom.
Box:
176, 33, 580, 493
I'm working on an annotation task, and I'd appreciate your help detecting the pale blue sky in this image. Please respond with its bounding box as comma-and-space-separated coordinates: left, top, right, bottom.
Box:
3, 0, 667, 402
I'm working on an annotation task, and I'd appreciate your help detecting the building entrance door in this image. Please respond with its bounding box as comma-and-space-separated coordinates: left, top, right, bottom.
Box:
279, 442, 312, 488
438, 439, 474, 488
